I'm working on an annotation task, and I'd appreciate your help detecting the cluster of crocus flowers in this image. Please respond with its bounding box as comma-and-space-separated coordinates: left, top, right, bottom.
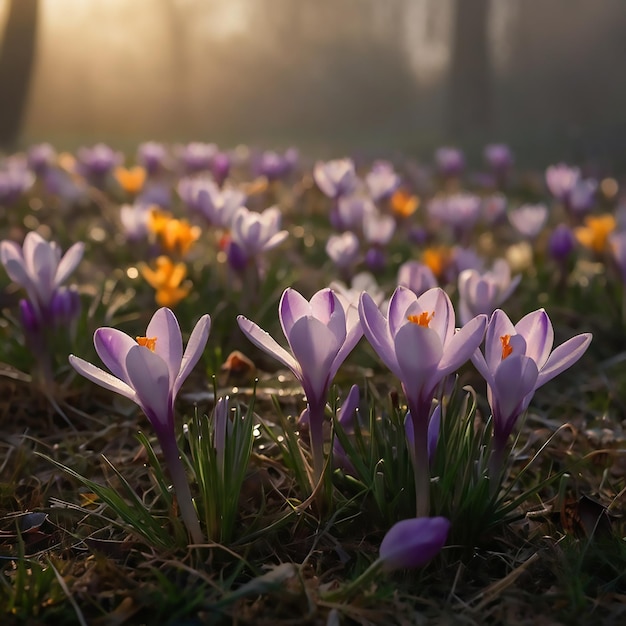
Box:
69, 307, 211, 544
472, 309, 591, 474
359, 286, 487, 516
238, 287, 362, 483
139, 256, 192, 307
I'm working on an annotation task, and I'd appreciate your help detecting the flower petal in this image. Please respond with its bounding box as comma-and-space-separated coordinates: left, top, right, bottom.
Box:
237, 315, 299, 374
359, 292, 401, 378
174, 313, 211, 396
125, 345, 172, 432
54, 241, 84, 287
437, 314, 487, 377
418, 288, 454, 345
94, 328, 136, 385
69, 355, 137, 401
485, 309, 515, 372
279, 288, 310, 338
515, 309, 554, 368
535, 333, 592, 388
287, 316, 342, 406
146, 307, 183, 386
379, 516, 450, 571
388, 286, 417, 338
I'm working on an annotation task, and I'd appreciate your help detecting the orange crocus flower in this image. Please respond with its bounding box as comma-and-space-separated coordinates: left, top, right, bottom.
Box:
114, 166, 146, 195
575, 213, 617, 254
422, 246, 452, 280
148, 209, 201, 257
390, 189, 420, 218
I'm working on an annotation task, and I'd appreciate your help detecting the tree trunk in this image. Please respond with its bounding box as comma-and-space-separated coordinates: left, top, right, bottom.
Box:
447, 0, 492, 139
0, 0, 39, 150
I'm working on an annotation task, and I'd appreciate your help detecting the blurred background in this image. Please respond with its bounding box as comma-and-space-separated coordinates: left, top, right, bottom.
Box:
1, 0, 626, 167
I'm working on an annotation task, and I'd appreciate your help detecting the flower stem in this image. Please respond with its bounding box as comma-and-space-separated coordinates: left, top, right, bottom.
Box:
410, 408, 431, 518
308, 401, 326, 489
161, 436, 204, 545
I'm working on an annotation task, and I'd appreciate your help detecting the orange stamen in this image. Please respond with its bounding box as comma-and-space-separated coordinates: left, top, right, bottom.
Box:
500, 334, 513, 360
407, 311, 435, 327
136, 336, 157, 351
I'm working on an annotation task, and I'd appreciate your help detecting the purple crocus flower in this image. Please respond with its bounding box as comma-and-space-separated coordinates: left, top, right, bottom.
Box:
230, 206, 288, 263
238, 288, 363, 481
331, 383, 360, 474
379, 516, 450, 571
177, 142, 217, 173
458, 259, 521, 325
397, 261, 438, 298
428, 193, 481, 241
336, 193, 375, 232
508, 204, 548, 239
0, 158, 35, 206
120, 203, 152, 241
482, 194, 508, 225
253, 149, 294, 181
76, 143, 123, 181
365, 161, 400, 202
435, 147, 464, 178
137, 141, 168, 175
569, 179, 597, 216
210, 151, 231, 186
545, 163, 580, 202
548, 224, 576, 262
69, 308, 211, 543
0, 231, 84, 323
484, 143, 513, 175
326, 231, 360, 270
471, 308, 591, 473
314, 158, 358, 198
359, 287, 486, 516
178, 177, 245, 228
27, 143, 57, 176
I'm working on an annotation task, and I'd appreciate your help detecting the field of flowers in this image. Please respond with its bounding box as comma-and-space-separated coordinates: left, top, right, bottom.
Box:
0, 141, 625, 624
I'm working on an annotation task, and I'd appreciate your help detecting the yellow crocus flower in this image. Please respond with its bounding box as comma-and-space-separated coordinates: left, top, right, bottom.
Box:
114, 166, 146, 195
139, 256, 191, 307
390, 189, 420, 218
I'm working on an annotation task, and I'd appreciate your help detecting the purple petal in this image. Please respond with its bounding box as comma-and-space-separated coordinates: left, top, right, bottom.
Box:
388, 286, 418, 338
279, 288, 310, 339
515, 309, 554, 368
125, 345, 172, 432
330, 315, 363, 381
535, 333, 592, 389
54, 241, 84, 287
359, 292, 401, 379
237, 315, 299, 374
146, 307, 183, 387
437, 314, 487, 377
174, 313, 211, 396
485, 310, 515, 372
287, 316, 342, 405
379, 516, 451, 571
310, 288, 338, 325
69, 355, 136, 401
491, 356, 538, 437
94, 328, 136, 385
418, 288, 454, 345
394, 323, 444, 411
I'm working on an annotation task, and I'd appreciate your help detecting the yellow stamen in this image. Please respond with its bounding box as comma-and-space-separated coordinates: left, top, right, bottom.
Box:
407, 311, 435, 327
500, 334, 513, 360
136, 336, 157, 351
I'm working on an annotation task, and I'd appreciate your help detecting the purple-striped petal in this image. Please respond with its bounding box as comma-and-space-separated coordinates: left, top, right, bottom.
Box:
515, 309, 554, 368
279, 288, 310, 338
54, 242, 84, 287
388, 286, 417, 338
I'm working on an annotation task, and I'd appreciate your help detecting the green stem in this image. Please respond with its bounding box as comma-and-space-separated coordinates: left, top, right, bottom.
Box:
411, 412, 431, 518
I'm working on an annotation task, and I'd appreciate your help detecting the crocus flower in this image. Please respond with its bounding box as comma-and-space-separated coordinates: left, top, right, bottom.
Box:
471, 308, 591, 473
326, 231, 360, 270
230, 206, 288, 263
137, 141, 168, 175
27, 143, 57, 175
359, 287, 486, 516
313, 158, 358, 198
546, 163, 580, 202
508, 204, 548, 239
238, 288, 362, 481
575, 213, 617, 254
365, 161, 400, 202
336, 193, 375, 232
379, 516, 450, 571
139, 256, 192, 307
177, 142, 217, 173
457, 259, 521, 325
331, 384, 360, 474
0, 231, 84, 322
548, 224, 576, 262
434, 147, 464, 178
69, 307, 211, 544
76, 143, 123, 181
0, 158, 35, 206
397, 261, 438, 298
484, 143, 513, 175
114, 166, 146, 195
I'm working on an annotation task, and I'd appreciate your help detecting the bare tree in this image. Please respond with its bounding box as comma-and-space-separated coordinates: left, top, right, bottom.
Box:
0, 0, 39, 149
447, 0, 492, 138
